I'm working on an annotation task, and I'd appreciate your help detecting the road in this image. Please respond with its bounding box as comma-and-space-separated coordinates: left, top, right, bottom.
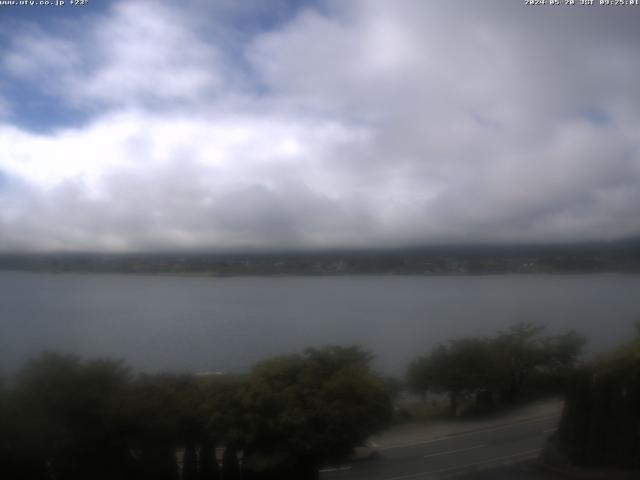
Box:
320, 413, 562, 480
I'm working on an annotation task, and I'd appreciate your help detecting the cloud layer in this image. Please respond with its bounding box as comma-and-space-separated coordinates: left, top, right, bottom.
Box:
1, 0, 639, 252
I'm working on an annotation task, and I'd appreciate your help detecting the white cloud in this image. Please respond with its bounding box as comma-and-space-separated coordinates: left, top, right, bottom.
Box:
2, 0, 225, 110
1, 0, 640, 251
3, 28, 79, 79
0, 109, 377, 251
80, 1, 224, 106
246, 0, 640, 243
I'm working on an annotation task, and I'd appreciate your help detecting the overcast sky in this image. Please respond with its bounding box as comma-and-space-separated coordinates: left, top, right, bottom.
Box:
1, 0, 639, 252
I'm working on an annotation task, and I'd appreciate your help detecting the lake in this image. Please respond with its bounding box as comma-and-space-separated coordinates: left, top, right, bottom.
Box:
1, 272, 639, 377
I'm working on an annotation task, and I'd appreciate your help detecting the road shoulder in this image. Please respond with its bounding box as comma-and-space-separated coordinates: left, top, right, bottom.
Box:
374, 398, 563, 451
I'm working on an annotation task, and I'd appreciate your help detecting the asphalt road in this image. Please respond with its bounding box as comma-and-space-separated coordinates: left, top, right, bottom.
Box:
320, 413, 562, 480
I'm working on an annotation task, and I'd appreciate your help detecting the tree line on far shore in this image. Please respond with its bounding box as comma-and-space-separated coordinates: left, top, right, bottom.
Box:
0, 323, 589, 480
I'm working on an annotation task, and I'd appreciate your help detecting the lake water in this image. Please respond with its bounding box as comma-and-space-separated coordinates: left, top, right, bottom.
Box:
1, 272, 639, 377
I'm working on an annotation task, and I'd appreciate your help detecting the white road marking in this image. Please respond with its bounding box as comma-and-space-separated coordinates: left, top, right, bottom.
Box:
319, 465, 353, 473
423, 443, 487, 459
379, 413, 559, 451
383, 448, 541, 480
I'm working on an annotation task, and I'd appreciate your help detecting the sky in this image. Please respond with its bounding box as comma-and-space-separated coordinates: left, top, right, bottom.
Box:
1, 0, 639, 253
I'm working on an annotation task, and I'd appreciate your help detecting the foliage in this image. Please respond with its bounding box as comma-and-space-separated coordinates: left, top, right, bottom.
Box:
407, 323, 586, 415
3, 353, 134, 480
555, 328, 640, 470
239, 346, 393, 478
406, 355, 431, 399
0, 330, 585, 479
0, 347, 392, 480
407, 338, 501, 414
494, 323, 585, 402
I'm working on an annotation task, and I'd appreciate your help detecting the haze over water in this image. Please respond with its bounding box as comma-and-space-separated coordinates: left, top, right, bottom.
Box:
1, 271, 638, 377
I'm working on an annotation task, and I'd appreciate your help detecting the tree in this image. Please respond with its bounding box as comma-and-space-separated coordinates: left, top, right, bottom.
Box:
407, 323, 586, 413
409, 339, 500, 415
406, 356, 431, 402
0, 374, 21, 479
221, 445, 241, 480
555, 329, 640, 469
127, 374, 202, 480
542, 331, 587, 371
0, 347, 395, 480
493, 323, 547, 403
199, 373, 245, 480
493, 323, 585, 403
198, 437, 220, 480
239, 346, 392, 479
9, 353, 134, 480
125, 372, 236, 480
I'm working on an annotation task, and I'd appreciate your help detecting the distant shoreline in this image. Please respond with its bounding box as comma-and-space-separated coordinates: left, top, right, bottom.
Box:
1, 268, 638, 278
1, 240, 639, 276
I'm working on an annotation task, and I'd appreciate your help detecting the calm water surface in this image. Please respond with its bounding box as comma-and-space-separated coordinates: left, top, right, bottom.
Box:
1, 272, 639, 376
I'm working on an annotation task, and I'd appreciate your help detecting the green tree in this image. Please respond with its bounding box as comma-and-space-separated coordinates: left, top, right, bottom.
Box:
493, 323, 585, 403
9, 353, 134, 480
239, 346, 392, 479
493, 323, 547, 403
199, 373, 245, 480
556, 329, 640, 469
407, 323, 586, 413
410, 339, 499, 415
406, 356, 431, 402
127, 374, 198, 480
128, 372, 236, 480
221, 445, 241, 480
